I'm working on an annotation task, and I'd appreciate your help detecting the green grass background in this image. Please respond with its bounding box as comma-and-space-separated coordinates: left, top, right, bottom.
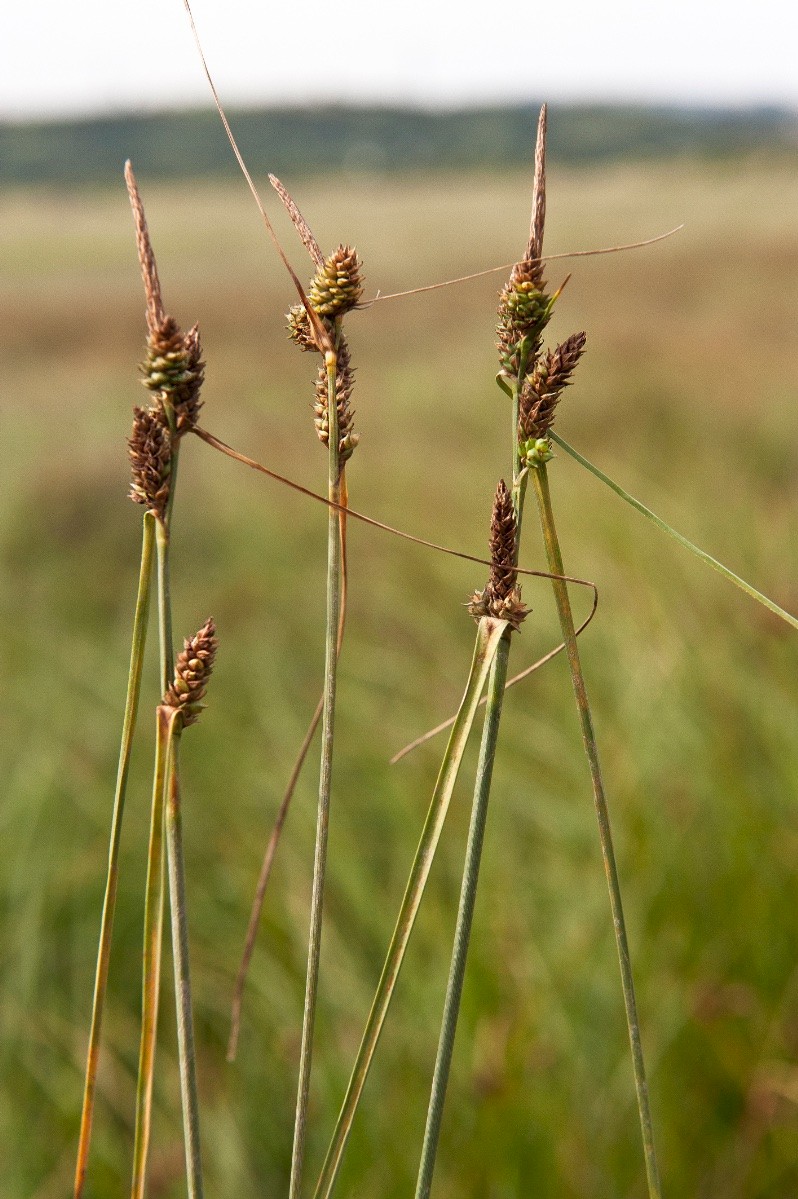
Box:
2, 158, 798, 1197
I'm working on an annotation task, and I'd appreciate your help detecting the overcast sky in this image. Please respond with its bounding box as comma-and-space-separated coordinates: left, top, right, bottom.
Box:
2, 0, 797, 119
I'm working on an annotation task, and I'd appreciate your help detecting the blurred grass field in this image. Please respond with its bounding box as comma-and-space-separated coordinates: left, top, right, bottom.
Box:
2, 157, 798, 1198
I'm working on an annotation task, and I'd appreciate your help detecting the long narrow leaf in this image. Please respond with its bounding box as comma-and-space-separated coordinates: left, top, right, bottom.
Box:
313, 616, 508, 1199
551, 432, 798, 632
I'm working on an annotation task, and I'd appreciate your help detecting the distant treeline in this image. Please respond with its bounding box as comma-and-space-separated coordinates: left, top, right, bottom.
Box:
2, 103, 796, 186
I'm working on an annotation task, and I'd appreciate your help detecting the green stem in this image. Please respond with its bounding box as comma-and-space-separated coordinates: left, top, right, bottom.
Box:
131, 438, 180, 1196
290, 343, 343, 1199
74, 512, 155, 1199
550, 432, 798, 633
164, 720, 205, 1199
414, 633, 511, 1199
313, 618, 508, 1199
531, 462, 662, 1199
130, 704, 170, 1199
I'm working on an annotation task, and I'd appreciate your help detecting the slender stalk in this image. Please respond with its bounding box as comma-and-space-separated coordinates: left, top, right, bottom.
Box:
163, 718, 205, 1199
131, 442, 179, 1195
549, 431, 798, 632
414, 633, 511, 1199
130, 704, 170, 1199
74, 512, 155, 1199
531, 461, 662, 1199
313, 618, 508, 1199
228, 477, 349, 1063
290, 343, 343, 1199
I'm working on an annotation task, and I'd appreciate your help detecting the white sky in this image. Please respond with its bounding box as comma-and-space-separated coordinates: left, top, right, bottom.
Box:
2, 0, 797, 119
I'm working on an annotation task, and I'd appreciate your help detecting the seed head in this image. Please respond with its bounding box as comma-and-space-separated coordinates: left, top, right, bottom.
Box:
467, 480, 528, 632
128, 405, 172, 519
142, 317, 205, 433
309, 245, 363, 317
314, 335, 358, 464
496, 259, 553, 375
163, 618, 218, 728
518, 332, 586, 441
286, 304, 318, 352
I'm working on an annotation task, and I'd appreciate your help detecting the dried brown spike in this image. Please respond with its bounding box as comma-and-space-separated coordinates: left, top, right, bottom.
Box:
467, 481, 528, 631
269, 175, 325, 270
163, 618, 218, 727
313, 335, 358, 464
525, 104, 547, 264
518, 331, 587, 440
309, 246, 364, 317
125, 161, 164, 337
128, 404, 171, 519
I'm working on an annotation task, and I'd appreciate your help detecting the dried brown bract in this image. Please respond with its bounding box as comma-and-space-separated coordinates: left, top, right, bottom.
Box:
163, 618, 218, 728
519, 332, 587, 440
467, 480, 528, 631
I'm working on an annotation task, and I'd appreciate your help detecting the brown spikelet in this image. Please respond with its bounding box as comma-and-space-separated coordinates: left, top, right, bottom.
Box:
309, 245, 364, 317
314, 336, 358, 463
467, 481, 528, 631
163, 618, 218, 728
128, 405, 171, 519
269, 175, 325, 269
518, 331, 587, 440
125, 161, 164, 337
142, 317, 205, 433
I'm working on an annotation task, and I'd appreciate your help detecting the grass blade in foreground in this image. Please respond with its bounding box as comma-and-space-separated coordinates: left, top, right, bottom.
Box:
73, 513, 154, 1199
531, 461, 662, 1199
313, 616, 508, 1199
550, 432, 798, 632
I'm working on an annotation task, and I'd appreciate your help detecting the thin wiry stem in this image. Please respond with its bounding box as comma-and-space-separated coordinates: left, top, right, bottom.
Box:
227, 482, 349, 1063
290, 343, 343, 1199
414, 633, 511, 1199
164, 718, 205, 1199
550, 431, 798, 632
313, 618, 508, 1199
531, 462, 662, 1199
74, 512, 155, 1199
130, 703, 170, 1199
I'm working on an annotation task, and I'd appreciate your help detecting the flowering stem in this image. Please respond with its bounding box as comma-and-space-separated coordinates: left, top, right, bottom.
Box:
74, 512, 155, 1199
414, 632, 511, 1199
164, 716, 205, 1199
130, 703, 170, 1199
131, 438, 179, 1196
312, 618, 509, 1199
290, 338, 342, 1199
531, 461, 662, 1199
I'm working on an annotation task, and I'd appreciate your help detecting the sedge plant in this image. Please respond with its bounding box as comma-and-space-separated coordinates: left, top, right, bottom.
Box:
123, 164, 208, 1199
73, 162, 205, 1199
281, 238, 364, 1199
502, 111, 663, 1198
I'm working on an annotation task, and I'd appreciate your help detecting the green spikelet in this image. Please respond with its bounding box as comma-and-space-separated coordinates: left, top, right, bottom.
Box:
309, 245, 363, 317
